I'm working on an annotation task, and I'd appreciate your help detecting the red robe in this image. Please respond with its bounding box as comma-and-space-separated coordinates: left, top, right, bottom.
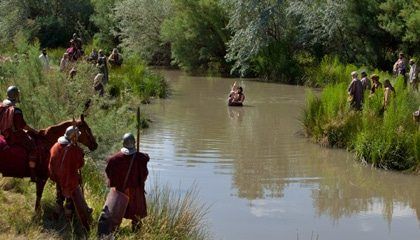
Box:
49, 142, 84, 197
105, 152, 149, 220
0, 104, 28, 144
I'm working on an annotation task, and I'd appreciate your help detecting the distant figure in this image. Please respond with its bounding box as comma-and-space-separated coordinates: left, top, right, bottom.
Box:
60, 53, 70, 72
69, 67, 77, 79
93, 73, 105, 96
38, 48, 49, 70
409, 59, 418, 91
97, 133, 149, 236
72, 33, 83, 52
347, 71, 363, 110
370, 74, 383, 94
108, 48, 123, 67
394, 52, 407, 76
394, 52, 407, 86
87, 49, 98, 64
228, 81, 245, 106
360, 71, 371, 92
383, 79, 396, 108
66, 40, 78, 62
97, 49, 109, 84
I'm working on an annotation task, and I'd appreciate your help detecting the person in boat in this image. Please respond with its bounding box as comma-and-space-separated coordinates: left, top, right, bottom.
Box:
228, 82, 245, 106
98, 133, 149, 235
0, 86, 39, 182
48, 126, 89, 218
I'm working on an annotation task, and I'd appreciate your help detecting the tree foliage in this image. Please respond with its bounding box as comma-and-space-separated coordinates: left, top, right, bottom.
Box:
224, 0, 288, 76
378, 0, 420, 48
90, 0, 118, 51
0, 0, 94, 48
113, 0, 173, 65
161, 0, 231, 74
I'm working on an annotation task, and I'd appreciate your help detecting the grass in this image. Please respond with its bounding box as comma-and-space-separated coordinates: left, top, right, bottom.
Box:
0, 40, 208, 239
303, 60, 420, 171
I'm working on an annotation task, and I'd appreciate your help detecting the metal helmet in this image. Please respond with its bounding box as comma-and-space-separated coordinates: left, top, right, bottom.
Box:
122, 133, 136, 149
7, 86, 20, 102
64, 126, 80, 141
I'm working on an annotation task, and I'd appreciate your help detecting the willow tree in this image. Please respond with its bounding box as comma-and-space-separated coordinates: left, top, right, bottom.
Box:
113, 0, 173, 65
378, 0, 420, 54
161, 0, 231, 74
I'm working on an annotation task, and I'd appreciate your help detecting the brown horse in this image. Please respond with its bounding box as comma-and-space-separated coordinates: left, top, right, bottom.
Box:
0, 114, 97, 210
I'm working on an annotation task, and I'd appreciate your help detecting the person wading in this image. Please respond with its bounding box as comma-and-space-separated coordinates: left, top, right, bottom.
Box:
347, 71, 363, 110
0, 86, 40, 182
49, 126, 92, 229
98, 133, 149, 237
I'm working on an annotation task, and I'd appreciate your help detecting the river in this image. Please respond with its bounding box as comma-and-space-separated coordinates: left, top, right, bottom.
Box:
141, 70, 420, 240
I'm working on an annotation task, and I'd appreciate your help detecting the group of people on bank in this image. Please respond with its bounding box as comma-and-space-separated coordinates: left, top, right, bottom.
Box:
39, 33, 124, 96
1, 80, 147, 237
347, 53, 418, 111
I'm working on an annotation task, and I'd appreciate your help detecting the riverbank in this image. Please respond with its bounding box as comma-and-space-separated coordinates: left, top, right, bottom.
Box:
302, 60, 420, 172
0, 42, 208, 239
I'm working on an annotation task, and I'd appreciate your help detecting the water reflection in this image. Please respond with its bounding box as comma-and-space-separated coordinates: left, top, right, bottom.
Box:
143, 70, 420, 239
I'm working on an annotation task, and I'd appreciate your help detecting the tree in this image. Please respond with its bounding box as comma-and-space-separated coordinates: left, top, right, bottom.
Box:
378, 0, 420, 53
224, 0, 288, 76
0, 0, 30, 46
287, 0, 393, 68
161, 0, 231, 74
113, 0, 173, 65
91, 0, 118, 51
0, 0, 94, 48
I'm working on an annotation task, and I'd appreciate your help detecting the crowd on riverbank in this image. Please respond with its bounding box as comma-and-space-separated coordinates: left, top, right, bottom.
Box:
303, 55, 420, 172
0, 39, 207, 239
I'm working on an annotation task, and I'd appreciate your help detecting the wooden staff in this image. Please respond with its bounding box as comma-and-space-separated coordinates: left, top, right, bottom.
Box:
136, 106, 140, 152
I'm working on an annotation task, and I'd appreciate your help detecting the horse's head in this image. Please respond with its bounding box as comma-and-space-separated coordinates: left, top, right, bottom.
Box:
76, 114, 98, 151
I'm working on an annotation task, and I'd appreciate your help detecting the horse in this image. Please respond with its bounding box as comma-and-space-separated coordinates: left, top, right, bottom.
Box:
0, 114, 97, 211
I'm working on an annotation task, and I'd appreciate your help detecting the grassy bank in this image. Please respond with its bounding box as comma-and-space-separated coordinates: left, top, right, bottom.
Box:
0, 41, 209, 239
303, 58, 420, 171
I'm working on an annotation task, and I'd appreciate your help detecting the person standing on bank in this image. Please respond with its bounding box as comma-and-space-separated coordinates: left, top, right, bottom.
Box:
98, 133, 149, 236
360, 71, 371, 92
49, 126, 91, 228
347, 71, 363, 110
409, 59, 419, 91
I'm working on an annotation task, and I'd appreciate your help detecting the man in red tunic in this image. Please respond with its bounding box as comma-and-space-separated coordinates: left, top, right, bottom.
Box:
0, 86, 39, 181
49, 126, 85, 217
100, 133, 149, 233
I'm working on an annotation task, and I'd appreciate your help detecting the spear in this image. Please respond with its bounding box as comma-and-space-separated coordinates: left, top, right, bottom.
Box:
136, 106, 140, 152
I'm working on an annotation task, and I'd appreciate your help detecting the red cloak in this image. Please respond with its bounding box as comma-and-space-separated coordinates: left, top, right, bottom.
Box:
105, 151, 149, 220
49, 142, 84, 197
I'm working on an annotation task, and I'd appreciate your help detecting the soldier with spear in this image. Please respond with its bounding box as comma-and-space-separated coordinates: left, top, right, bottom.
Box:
98, 107, 150, 237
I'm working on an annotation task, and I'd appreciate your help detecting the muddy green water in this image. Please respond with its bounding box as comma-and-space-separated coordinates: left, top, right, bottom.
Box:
142, 70, 420, 240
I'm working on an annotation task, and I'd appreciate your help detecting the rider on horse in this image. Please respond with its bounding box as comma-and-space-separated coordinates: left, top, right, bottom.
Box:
0, 86, 40, 182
